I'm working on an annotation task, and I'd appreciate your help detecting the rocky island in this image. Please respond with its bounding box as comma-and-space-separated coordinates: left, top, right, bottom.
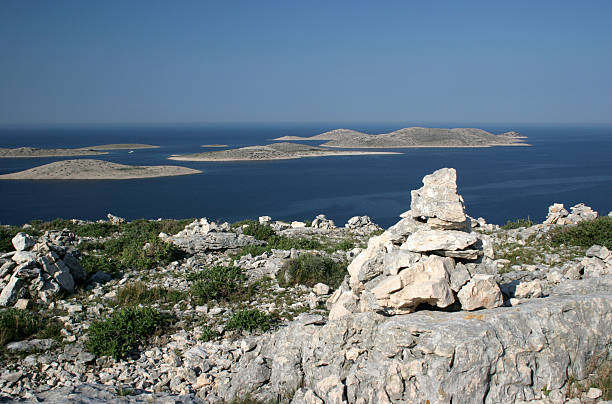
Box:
0, 144, 159, 158
274, 127, 529, 148
0, 159, 201, 180
0, 169, 610, 403
169, 142, 400, 161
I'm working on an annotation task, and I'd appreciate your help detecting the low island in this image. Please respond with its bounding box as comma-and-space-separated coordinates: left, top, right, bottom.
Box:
274, 127, 529, 148
169, 142, 400, 161
0, 159, 201, 180
0, 144, 159, 158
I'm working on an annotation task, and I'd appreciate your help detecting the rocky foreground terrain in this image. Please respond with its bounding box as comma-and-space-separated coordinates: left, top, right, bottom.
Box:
0, 159, 202, 180
169, 142, 399, 161
0, 169, 610, 403
274, 127, 529, 148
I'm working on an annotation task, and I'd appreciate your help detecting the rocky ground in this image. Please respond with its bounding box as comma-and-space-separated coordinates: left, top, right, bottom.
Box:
0, 170, 611, 403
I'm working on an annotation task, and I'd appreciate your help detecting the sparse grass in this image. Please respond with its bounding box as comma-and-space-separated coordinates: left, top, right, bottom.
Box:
548, 217, 612, 250
115, 282, 187, 307
79, 254, 123, 276
189, 266, 247, 304
501, 218, 534, 230
226, 309, 270, 333
232, 235, 324, 259
277, 253, 347, 289
86, 307, 169, 360
568, 358, 612, 400
0, 309, 38, 346
241, 222, 276, 241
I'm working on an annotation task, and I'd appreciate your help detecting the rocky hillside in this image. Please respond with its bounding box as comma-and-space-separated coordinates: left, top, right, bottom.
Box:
0, 171, 610, 403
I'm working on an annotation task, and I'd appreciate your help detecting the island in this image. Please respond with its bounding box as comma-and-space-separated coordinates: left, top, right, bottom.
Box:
84, 144, 160, 150
0, 144, 160, 158
0, 159, 201, 180
168, 142, 401, 161
274, 127, 529, 148
200, 144, 229, 148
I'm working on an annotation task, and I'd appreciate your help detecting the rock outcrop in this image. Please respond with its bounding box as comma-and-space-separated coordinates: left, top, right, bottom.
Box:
161, 218, 264, 253
221, 276, 612, 403
329, 168, 499, 318
345, 216, 382, 234
543, 202, 598, 225
0, 230, 87, 306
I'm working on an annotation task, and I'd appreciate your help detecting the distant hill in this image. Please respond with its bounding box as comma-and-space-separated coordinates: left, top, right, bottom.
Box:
274, 127, 529, 148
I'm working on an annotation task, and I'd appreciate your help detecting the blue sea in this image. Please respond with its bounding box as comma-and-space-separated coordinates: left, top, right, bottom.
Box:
0, 123, 611, 228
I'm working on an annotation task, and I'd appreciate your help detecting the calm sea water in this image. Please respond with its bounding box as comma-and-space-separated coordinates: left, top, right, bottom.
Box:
0, 123, 611, 227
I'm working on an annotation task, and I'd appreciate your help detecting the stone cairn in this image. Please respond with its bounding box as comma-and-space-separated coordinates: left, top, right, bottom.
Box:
543, 202, 598, 225
328, 167, 502, 319
0, 230, 87, 307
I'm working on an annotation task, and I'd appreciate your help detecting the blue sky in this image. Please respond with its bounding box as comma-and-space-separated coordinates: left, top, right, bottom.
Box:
1, 1, 611, 125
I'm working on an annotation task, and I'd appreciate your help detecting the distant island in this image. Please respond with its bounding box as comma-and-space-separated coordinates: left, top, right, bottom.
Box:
0, 144, 159, 158
273, 127, 529, 148
169, 142, 400, 161
200, 144, 229, 148
0, 159, 201, 180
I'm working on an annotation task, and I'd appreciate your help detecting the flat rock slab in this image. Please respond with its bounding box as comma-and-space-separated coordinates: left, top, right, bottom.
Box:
401, 230, 478, 252
168, 232, 264, 253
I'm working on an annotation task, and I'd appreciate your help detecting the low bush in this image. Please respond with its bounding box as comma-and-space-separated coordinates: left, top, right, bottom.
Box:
79, 254, 123, 276
548, 217, 612, 249
0, 309, 39, 346
501, 218, 534, 230
277, 254, 347, 289
0, 226, 23, 252
115, 282, 186, 307
189, 266, 247, 304
199, 325, 218, 342
226, 309, 270, 333
86, 307, 168, 360
241, 222, 276, 241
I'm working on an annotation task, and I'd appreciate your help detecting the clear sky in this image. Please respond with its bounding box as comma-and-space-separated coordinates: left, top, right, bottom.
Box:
1, 0, 611, 125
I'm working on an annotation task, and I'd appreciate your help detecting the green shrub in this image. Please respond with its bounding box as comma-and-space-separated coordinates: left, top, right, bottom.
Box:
115, 282, 186, 307
37, 319, 64, 342
0, 226, 23, 252
79, 254, 123, 276
548, 217, 612, 249
86, 307, 168, 360
0, 309, 39, 346
501, 218, 534, 230
277, 254, 347, 289
189, 266, 247, 304
226, 309, 270, 333
241, 222, 276, 241
199, 325, 218, 342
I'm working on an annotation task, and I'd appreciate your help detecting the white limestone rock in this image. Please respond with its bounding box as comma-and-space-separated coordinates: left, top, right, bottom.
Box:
401, 230, 478, 252
11, 232, 35, 251
457, 274, 503, 310
409, 167, 467, 225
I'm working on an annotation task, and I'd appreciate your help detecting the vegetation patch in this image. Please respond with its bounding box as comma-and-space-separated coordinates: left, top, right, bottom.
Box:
501, 218, 534, 230
86, 307, 169, 360
189, 266, 247, 304
226, 309, 270, 333
548, 217, 612, 250
0, 309, 39, 346
199, 325, 218, 342
115, 282, 186, 307
241, 222, 276, 241
277, 254, 347, 289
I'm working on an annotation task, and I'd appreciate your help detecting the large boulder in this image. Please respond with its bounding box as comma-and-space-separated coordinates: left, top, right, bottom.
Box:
11, 232, 35, 251
408, 168, 468, 229
457, 274, 504, 310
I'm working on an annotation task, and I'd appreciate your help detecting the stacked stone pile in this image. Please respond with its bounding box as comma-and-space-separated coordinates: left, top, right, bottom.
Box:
328, 168, 502, 319
0, 230, 86, 307
161, 218, 264, 253
311, 214, 336, 229
543, 202, 598, 225
344, 215, 382, 234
